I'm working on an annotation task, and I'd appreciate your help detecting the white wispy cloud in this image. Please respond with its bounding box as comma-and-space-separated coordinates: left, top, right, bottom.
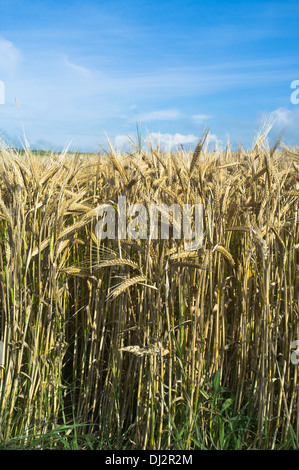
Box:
114, 131, 223, 151
114, 132, 198, 150
147, 132, 222, 150
63, 56, 91, 75
147, 132, 198, 149
0, 38, 21, 73
94, 57, 298, 99
206, 133, 223, 150
270, 107, 295, 126
133, 109, 181, 122
114, 134, 134, 149
253, 107, 299, 145
192, 114, 211, 122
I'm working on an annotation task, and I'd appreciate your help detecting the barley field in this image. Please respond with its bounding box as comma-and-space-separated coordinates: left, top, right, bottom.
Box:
0, 129, 298, 450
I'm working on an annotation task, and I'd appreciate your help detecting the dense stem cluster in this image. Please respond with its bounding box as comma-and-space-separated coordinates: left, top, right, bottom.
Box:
0, 134, 298, 449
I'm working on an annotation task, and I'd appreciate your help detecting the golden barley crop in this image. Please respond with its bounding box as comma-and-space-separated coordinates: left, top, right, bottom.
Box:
0, 131, 298, 449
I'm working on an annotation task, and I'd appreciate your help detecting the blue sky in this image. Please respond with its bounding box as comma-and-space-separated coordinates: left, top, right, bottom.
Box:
0, 0, 299, 152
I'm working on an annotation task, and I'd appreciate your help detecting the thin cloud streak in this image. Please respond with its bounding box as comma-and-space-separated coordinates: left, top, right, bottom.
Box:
63, 56, 91, 75
0, 37, 22, 74
132, 109, 181, 122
